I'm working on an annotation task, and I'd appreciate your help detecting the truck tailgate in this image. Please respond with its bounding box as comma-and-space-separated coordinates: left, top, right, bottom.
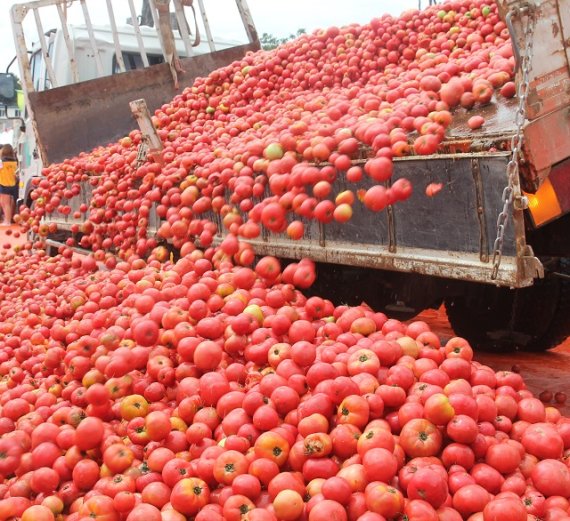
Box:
234, 153, 541, 288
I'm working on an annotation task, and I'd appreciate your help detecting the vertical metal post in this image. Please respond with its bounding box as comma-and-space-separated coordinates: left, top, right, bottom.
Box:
11, 5, 34, 94
10, 5, 49, 168
80, 0, 104, 77
148, 0, 166, 55
129, 98, 164, 163
32, 8, 58, 88
105, 0, 126, 73
56, 2, 80, 84
233, 0, 259, 45
128, 0, 150, 67
172, 0, 193, 57
197, 0, 215, 52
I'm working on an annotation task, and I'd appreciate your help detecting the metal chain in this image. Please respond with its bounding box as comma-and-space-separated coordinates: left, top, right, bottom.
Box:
135, 139, 149, 169
491, 6, 534, 280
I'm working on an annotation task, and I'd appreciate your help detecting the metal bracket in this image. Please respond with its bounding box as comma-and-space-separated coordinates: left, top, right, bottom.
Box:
129, 98, 163, 164
386, 196, 397, 254
471, 157, 489, 263
520, 245, 544, 280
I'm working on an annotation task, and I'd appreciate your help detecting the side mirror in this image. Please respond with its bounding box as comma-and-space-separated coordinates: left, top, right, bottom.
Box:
0, 74, 17, 106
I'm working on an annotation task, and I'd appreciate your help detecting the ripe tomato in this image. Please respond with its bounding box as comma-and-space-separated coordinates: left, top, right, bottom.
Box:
399, 419, 442, 458
365, 483, 405, 519
145, 410, 171, 441
531, 459, 570, 497
482, 497, 526, 521
407, 467, 448, 508
362, 448, 398, 483
213, 450, 249, 485
78, 495, 119, 521
273, 489, 305, 520
357, 425, 395, 456
521, 423, 564, 460
75, 416, 105, 450
72, 459, 100, 490
446, 414, 478, 444
308, 499, 347, 521
253, 432, 290, 467
485, 442, 521, 475
222, 494, 255, 521
170, 477, 210, 516
404, 499, 439, 521
337, 395, 370, 429
452, 484, 490, 518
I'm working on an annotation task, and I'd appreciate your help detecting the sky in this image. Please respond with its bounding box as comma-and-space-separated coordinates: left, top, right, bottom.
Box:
0, 0, 422, 75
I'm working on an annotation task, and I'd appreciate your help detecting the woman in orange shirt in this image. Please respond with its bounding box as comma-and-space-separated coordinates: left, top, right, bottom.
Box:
0, 144, 18, 225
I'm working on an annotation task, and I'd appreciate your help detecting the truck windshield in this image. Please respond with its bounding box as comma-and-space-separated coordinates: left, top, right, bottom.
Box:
113, 52, 164, 74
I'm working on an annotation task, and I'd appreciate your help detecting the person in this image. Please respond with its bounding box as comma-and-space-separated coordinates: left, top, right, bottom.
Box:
0, 144, 18, 225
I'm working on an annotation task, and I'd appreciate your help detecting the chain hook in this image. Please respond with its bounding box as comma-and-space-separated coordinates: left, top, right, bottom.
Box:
491, 5, 534, 280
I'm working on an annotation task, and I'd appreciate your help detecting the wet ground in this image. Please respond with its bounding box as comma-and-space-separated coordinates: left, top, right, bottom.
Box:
416, 306, 570, 415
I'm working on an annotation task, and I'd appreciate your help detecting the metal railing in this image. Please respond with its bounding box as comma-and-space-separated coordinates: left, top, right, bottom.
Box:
10, 0, 259, 94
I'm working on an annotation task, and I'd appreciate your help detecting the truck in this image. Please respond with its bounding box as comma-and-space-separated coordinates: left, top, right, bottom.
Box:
8, 0, 570, 352
6, 0, 260, 204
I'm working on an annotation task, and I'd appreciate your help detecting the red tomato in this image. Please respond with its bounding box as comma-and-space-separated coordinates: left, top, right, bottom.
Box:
362, 448, 398, 484
222, 494, 255, 521
102, 443, 135, 474
446, 414, 478, 444
125, 503, 162, 521
213, 450, 249, 485
452, 484, 491, 518
253, 432, 290, 467
482, 497, 526, 521
485, 442, 521, 475
531, 459, 570, 497
72, 459, 100, 491
470, 463, 505, 494
399, 419, 442, 458
365, 483, 405, 518
170, 478, 210, 516
337, 395, 370, 429
521, 423, 564, 460
78, 495, 119, 521
308, 499, 347, 521
407, 467, 448, 508
356, 426, 395, 457
404, 499, 439, 521
267, 472, 305, 501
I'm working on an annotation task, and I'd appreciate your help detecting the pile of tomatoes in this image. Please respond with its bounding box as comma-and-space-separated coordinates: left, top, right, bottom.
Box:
1, 239, 570, 521
3, 0, 570, 520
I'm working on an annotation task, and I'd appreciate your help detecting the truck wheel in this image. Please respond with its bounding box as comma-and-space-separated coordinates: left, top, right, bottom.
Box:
444, 259, 570, 352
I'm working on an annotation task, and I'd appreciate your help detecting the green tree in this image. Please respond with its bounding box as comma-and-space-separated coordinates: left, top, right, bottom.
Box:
260, 28, 306, 51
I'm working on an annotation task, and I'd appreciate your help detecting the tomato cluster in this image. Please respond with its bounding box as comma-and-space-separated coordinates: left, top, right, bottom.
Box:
0, 243, 570, 521
2, 1, 570, 520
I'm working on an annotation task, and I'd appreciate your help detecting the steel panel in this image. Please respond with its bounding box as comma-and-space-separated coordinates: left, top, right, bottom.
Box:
27, 43, 259, 165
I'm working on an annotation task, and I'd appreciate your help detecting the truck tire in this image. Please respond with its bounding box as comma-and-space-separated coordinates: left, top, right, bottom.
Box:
444, 259, 570, 352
